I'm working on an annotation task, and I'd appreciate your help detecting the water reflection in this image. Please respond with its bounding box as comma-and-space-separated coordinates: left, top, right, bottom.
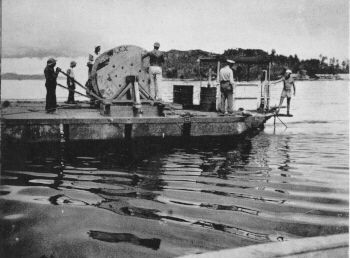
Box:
1, 133, 348, 256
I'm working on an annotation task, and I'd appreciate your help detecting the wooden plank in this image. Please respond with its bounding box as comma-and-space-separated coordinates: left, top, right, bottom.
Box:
179, 233, 349, 258
235, 97, 258, 100
236, 83, 259, 87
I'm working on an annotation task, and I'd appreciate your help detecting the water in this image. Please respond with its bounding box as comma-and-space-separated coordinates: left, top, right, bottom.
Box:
0, 80, 349, 258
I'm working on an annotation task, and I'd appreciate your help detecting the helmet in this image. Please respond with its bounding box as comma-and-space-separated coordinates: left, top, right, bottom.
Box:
70, 61, 77, 66
154, 42, 160, 48
286, 69, 292, 74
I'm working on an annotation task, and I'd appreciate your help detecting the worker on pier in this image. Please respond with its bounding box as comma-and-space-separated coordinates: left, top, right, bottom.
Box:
142, 42, 165, 100
219, 60, 236, 114
66, 61, 77, 104
44, 58, 60, 113
86, 45, 101, 103
87, 45, 101, 77
276, 69, 296, 116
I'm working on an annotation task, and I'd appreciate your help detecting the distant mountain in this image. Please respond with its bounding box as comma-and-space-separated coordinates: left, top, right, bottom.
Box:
2, 73, 45, 80
1, 73, 65, 80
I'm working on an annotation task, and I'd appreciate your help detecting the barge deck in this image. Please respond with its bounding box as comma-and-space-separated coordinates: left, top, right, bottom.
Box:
1, 101, 273, 142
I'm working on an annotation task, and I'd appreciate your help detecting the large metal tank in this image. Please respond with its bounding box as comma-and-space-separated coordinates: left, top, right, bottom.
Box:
90, 45, 151, 100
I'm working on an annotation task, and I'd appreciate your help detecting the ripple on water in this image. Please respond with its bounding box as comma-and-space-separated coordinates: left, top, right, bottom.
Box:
1, 131, 348, 256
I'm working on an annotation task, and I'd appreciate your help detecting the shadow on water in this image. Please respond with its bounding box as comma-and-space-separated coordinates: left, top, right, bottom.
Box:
1, 131, 348, 256
88, 231, 161, 250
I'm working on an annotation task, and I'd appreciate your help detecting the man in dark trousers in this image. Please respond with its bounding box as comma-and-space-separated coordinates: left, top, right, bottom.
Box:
66, 61, 77, 104
142, 42, 165, 100
44, 58, 60, 113
219, 60, 236, 114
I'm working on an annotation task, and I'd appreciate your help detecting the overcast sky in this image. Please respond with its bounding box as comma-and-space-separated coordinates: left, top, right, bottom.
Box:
2, 0, 349, 60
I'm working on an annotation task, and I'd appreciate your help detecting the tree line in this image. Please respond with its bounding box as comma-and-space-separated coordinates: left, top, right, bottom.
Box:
162, 48, 349, 80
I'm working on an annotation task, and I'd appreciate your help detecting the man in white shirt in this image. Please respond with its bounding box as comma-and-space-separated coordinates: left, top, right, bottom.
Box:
66, 61, 77, 104
219, 60, 235, 114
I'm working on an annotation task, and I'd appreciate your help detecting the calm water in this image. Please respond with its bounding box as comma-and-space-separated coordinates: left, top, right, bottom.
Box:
0, 80, 349, 258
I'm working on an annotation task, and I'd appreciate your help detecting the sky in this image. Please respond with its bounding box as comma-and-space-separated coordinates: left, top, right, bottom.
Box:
2, 0, 349, 62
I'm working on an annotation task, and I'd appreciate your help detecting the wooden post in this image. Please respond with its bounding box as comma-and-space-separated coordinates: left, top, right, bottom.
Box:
199, 59, 202, 88
216, 61, 220, 83
125, 75, 142, 116
247, 65, 250, 81
267, 63, 271, 109
208, 67, 212, 88
216, 61, 221, 111
133, 79, 142, 115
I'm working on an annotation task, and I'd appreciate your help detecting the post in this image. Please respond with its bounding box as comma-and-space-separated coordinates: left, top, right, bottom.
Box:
208, 67, 212, 88
125, 75, 142, 116
267, 63, 271, 110
259, 70, 265, 110
216, 61, 221, 111
216, 61, 220, 83
247, 65, 250, 81
199, 59, 202, 88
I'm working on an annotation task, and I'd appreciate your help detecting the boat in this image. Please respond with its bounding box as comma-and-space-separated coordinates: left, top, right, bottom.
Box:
1, 45, 276, 142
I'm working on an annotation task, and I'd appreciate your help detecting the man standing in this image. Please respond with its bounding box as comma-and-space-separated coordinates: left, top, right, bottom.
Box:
66, 61, 77, 104
219, 60, 236, 114
87, 45, 101, 78
44, 58, 60, 113
86, 45, 101, 103
276, 69, 296, 115
142, 42, 165, 100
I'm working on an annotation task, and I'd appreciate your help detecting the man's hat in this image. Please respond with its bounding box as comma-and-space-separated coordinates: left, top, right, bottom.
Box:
70, 61, 77, 66
286, 69, 292, 74
154, 42, 160, 48
47, 58, 57, 64
226, 59, 235, 64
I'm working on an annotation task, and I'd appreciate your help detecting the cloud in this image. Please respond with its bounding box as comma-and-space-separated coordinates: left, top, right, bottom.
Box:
2, 33, 98, 58
2, 0, 349, 60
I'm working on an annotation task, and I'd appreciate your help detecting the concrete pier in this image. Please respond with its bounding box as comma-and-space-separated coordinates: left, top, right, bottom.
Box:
1, 101, 271, 142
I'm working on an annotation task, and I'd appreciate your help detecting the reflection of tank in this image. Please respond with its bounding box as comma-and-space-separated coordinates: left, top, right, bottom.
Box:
90, 45, 152, 101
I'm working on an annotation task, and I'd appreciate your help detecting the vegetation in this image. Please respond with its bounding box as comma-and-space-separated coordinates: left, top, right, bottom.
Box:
163, 48, 349, 80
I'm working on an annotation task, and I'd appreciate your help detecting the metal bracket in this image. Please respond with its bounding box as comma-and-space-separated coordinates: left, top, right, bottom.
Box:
183, 112, 192, 123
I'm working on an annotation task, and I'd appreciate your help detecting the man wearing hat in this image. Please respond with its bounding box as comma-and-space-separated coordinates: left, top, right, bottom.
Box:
86, 45, 101, 104
219, 59, 236, 114
87, 45, 101, 77
44, 58, 61, 113
142, 42, 165, 100
276, 69, 296, 116
66, 61, 77, 104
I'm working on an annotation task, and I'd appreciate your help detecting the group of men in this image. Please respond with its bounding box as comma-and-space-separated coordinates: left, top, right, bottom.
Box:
44, 42, 295, 115
218, 60, 296, 115
43, 58, 77, 113
43, 43, 164, 113
43, 45, 102, 113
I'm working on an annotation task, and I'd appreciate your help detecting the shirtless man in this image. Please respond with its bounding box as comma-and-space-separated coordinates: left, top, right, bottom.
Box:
277, 69, 296, 115
142, 42, 165, 100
